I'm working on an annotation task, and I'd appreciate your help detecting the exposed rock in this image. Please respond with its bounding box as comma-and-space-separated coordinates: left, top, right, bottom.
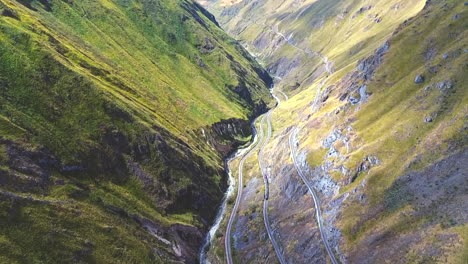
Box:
195, 55, 207, 68
0, 190, 52, 204
267, 55, 302, 80
436, 80, 454, 91
424, 84, 433, 92
349, 94, 360, 105
414, 74, 425, 84
61, 165, 85, 172
348, 150, 468, 263
367, 156, 381, 166
349, 155, 381, 184
428, 65, 440, 74
102, 204, 204, 263
0, 139, 61, 193
322, 129, 342, 149
352, 5, 373, 18
54, 179, 65, 185
328, 146, 339, 157
196, 37, 216, 54
126, 128, 232, 223
283, 174, 308, 200
357, 42, 390, 80
423, 46, 438, 61
358, 85, 369, 102
1, 8, 20, 20
339, 92, 349, 101
296, 150, 339, 198
206, 118, 253, 157
376, 41, 390, 55
425, 116, 433, 123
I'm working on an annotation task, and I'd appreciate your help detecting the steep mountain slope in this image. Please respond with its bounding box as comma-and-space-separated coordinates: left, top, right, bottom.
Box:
200, 0, 467, 263
201, 0, 426, 93
0, 0, 274, 263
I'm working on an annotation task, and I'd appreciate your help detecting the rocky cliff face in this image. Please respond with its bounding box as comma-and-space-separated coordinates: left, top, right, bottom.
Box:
0, 0, 273, 263
201, 0, 467, 263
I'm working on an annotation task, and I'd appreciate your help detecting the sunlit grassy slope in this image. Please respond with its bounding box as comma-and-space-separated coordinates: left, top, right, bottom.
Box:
203, 0, 425, 94
0, 0, 273, 262
0, 0, 273, 160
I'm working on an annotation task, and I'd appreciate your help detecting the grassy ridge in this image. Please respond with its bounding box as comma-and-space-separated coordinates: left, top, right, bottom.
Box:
0, 0, 273, 262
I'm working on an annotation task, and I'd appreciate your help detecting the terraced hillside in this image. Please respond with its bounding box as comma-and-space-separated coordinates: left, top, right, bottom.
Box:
200, 0, 468, 263
0, 0, 274, 263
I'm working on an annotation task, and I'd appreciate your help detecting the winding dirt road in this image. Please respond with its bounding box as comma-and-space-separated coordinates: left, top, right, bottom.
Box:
225, 86, 287, 264
258, 90, 287, 264
289, 128, 338, 264
224, 114, 266, 264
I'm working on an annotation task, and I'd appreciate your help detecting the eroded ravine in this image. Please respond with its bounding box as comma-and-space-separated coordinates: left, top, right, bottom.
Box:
200, 86, 286, 264
224, 113, 266, 264
199, 117, 261, 263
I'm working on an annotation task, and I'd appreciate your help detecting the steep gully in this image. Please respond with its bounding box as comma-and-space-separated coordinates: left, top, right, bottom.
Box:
200, 85, 286, 264
200, 7, 337, 264
224, 112, 266, 264
199, 116, 262, 263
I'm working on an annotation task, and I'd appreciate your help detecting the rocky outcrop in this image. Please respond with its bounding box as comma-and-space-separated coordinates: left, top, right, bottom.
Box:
0, 129, 225, 262
0, 138, 58, 194
197, 118, 255, 158
100, 200, 204, 263
335, 41, 390, 107
349, 156, 381, 184
357, 41, 390, 81
414, 74, 425, 84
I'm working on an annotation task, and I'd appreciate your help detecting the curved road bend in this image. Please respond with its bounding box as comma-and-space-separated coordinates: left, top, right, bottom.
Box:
288, 128, 338, 264
200, 115, 264, 264
225, 86, 287, 264
225, 114, 267, 264
258, 88, 287, 264
259, 111, 287, 264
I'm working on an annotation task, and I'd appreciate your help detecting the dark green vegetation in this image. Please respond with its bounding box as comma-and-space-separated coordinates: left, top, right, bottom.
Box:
0, 0, 273, 263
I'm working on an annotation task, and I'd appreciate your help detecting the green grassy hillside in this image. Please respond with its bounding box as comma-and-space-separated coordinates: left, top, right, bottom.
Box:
0, 0, 273, 263
201, 0, 425, 94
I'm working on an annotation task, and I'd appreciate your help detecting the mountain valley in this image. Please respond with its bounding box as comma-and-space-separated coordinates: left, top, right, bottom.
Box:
0, 0, 467, 263
199, 0, 467, 263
